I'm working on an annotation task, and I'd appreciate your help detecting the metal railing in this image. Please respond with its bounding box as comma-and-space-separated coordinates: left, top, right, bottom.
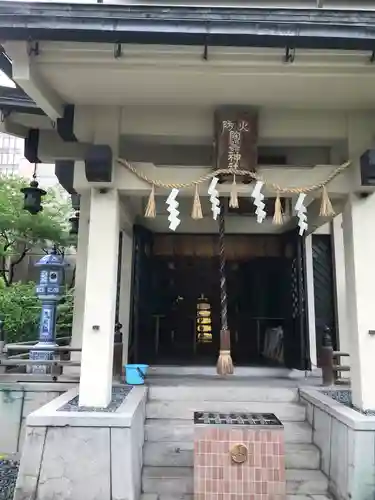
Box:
331, 351, 350, 385
0, 320, 124, 381
0, 318, 78, 379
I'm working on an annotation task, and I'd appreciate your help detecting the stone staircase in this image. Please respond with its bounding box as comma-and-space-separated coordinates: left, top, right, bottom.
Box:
140, 381, 331, 500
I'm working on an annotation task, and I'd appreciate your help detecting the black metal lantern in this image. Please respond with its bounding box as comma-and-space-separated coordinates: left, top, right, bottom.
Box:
21, 163, 46, 215
69, 211, 80, 235
21, 179, 46, 215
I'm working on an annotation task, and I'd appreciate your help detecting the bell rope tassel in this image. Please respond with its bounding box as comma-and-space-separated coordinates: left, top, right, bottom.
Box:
272, 193, 284, 225
319, 186, 335, 217
144, 185, 156, 218
217, 330, 234, 376
229, 175, 239, 209
191, 183, 203, 220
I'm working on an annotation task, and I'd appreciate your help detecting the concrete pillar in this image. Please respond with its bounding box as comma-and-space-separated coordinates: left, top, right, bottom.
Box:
79, 188, 120, 407
70, 190, 90, 352
341, 110, 375, 408
342, 194, 375, 411
305, 234, 317, 368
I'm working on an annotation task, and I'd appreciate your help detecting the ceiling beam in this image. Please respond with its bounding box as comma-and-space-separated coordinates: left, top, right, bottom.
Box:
4, 41, 64, 121
74, 162, 351, 195
22, 127, 90, 163
119, 136, 333, 167
119, 138, 213, 166
0, 116, 28, 137
306, 197, 347, 234
38, 130, 89, 162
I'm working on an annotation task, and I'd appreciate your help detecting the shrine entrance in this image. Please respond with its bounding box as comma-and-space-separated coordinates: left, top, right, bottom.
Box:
129, 225, 311, 370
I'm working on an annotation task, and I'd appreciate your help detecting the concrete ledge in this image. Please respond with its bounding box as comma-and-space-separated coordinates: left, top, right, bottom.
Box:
14, 385, 148, 500
0, 381, 75, 392
27, 385, 147, 427
0, 382, 72, 455
300, 387, 375, 430
299, 387, 375, 500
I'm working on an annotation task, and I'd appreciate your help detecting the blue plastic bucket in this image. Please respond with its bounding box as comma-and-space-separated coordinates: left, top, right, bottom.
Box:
125, 364, 149, 385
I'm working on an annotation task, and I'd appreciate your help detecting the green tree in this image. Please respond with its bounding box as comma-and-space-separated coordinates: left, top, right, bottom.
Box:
0, 174, 72, 286
56, 286, 74, 336
0, 279, 40, 342
0, 279, 74, 342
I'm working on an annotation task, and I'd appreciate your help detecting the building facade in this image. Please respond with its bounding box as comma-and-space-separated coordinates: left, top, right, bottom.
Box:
0, 131, 58, 186
0, 132, 23, 174
0, 131, 70, 283
0, 1, 374, 415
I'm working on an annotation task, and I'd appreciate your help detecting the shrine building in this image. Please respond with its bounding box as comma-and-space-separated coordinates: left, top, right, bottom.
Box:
0, 1, 374, 415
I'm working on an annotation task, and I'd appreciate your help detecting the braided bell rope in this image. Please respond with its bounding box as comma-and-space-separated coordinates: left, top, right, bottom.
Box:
218, 205, 228, 332
117, 158, 351, 194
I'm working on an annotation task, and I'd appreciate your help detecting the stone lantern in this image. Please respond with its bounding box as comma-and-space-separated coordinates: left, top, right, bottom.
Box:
29, 247, 69, 374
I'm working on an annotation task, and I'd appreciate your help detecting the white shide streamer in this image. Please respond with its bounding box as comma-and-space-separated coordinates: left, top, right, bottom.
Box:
251, 180, 266, 223
295, 193, 308, 235
166, 188, 181, 231
208, 177, 221, 220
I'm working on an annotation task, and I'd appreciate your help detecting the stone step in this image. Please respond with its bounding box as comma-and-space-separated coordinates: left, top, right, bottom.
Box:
142, 467, 328, 496
148, 385, 298, 403
145, 420, 312, 444
146, 401, 306, 421
147, 366, 292, 378
141, 493, 331, 500
141, 495, 332, 500
143, 442, 320, 470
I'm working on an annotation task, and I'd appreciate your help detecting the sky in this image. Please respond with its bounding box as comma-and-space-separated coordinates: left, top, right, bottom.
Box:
0, 69, 15, 88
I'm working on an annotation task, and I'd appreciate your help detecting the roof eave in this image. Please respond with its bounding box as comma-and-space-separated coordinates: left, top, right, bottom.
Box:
0, 3, 374, 50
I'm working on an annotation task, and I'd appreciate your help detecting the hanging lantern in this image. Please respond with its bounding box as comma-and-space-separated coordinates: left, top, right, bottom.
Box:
196, 294, 213, 344
20, 179, 46, 215
69, 211, 80, 235
20, 163, 46, 215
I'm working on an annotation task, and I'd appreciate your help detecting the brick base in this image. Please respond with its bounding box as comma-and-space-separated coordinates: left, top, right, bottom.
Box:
194, 426, 286, 500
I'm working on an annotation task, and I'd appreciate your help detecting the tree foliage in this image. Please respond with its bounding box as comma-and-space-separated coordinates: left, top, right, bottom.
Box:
56, 286, 74, 336
0, 279, 74, 342
0, 174, 72, 285
0, 279, 40, 342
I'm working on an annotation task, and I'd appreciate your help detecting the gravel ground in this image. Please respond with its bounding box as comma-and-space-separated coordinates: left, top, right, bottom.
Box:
323, 389, 375, 416
59, 385, 133, 413
0, 459, 19, 500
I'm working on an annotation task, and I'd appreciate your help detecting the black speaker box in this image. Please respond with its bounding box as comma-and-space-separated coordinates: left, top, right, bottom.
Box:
85, 144, 113, 183
360, 149, 375, 186
24, 128, 40, 163
55, 160, 75, 194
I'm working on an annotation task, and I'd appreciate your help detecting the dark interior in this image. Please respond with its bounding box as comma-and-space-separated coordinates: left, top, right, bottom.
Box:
129, 230, 310, 370
150, 255, 289, 366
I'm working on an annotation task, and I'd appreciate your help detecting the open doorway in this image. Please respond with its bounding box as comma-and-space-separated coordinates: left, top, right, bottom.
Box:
129, 227, 310, 369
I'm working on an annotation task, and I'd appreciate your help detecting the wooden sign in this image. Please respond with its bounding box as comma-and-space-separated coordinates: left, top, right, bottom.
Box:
213, 108, 258, 181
